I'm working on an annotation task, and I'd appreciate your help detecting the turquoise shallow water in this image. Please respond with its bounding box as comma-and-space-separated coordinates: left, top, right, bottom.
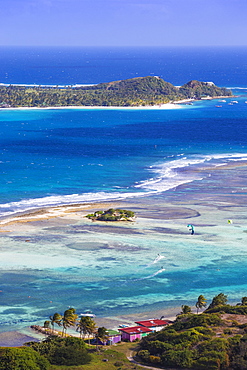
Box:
0, 47, 247, 332
0, 93, 247, 216
0, 161, 247, 331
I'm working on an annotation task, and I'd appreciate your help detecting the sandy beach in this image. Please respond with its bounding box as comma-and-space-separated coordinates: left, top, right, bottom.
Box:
0, 102, 183, 111
0, 306, 182, 347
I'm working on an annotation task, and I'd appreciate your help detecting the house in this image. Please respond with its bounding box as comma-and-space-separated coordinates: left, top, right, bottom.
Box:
91, 329, 121, 346
107, 329, 122, 345
118, 326, 152, 342
135, 319, 170, 332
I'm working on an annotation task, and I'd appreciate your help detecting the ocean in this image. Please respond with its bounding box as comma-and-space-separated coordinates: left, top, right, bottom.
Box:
0, 46, 247, 333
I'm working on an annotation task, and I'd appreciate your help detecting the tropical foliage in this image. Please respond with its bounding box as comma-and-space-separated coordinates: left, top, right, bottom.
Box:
0, 347, 49, 370
138, 293, 247, 370
76, 315, 97, 343
0, 76, 232, 107
95, 327, 109, 347
61, 308, 78, 336
181, 304, 192, 314
207, 293, 228, 310
25, 336, 92, 366
86, 208, 135, 221
196, 294, 207, 314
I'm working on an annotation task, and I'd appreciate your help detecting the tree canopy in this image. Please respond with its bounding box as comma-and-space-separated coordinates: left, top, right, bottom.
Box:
25, 336, 92, 366
0, 76, 232, 108
0, 347, 49, 370
86, 208, 135, 221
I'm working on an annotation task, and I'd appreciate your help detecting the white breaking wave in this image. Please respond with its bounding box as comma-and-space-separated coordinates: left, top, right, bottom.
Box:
134, 152, 247, 192
0, 152, 247, 219
227, 87, 247, 90
0, 191, 149, 218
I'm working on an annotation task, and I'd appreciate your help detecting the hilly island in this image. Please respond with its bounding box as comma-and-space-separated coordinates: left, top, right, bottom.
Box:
0, 76, 232, 107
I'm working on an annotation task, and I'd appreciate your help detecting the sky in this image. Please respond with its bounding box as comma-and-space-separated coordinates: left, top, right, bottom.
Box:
0, 0, 246, 47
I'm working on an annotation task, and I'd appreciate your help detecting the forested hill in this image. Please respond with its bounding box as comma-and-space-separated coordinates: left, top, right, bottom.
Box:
0, 76, 232, 108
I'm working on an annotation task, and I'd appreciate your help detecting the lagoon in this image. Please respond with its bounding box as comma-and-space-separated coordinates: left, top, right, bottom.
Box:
0, 47, 247, 343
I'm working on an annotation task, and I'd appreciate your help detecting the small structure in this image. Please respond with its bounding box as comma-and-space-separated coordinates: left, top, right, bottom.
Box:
118, 326, 152, 342
106, 329, 122, 345
135, 319, 170, 332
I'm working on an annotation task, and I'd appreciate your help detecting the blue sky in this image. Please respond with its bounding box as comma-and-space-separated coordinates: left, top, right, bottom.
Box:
1, 0, 246, 46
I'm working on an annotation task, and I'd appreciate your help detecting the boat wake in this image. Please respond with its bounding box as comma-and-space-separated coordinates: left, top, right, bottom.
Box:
145, 254, 166, 267
132, 267, 165, 281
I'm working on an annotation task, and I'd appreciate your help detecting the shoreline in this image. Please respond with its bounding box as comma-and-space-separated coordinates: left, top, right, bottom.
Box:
0, 305, 182, 347
0, 103, 182, 111
0, 160, 247, 346
0, 159, 246, 231
0, 95, 233, 112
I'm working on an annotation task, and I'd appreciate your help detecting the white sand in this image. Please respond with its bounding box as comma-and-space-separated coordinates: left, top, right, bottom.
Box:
0, 103, 182, 111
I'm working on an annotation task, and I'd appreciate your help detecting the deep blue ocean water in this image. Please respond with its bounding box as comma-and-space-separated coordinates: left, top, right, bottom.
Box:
0, 46, 247, 216
0, 47, 247, 333
1, 46, 247, 87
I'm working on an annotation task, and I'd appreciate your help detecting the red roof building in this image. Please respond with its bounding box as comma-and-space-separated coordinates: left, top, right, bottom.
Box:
135, 319, 170, 332
118, 326, 152, 342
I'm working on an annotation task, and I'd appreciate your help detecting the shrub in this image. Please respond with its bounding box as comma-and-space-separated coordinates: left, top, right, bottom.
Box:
161, 348, 195, 368
114, 361, 124, 367
26, 336, 92, 366
197, 338, 229, 354
194, 350, 229, 370
149, 355, 161, 364
0, 347, 49, 370
173, 313, 222, 331
224, 328, 232, 335
138, 349, 150, 361
194, 355, 221, 370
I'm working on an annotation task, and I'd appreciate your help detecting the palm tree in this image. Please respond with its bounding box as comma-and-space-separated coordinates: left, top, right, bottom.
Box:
181, 305, 191, 314
49, 312, 62, 333
208, 293, 227, 309
43, 320, 51, 335
241, 297, 247, 305
95, 327, 109, 349
61, 308, 78, 336
76, 316, 97, 343
195, 295, 207, 314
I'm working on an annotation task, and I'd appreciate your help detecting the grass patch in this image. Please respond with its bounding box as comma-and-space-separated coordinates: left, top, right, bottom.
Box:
50, 344, 145, 369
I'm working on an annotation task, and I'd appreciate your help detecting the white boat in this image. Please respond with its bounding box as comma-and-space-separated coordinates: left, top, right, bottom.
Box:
79, 310, 96, 318
80, 313, 96, 318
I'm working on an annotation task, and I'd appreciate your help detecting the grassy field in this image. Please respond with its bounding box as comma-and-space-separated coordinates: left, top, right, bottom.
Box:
49, 342, 148, 370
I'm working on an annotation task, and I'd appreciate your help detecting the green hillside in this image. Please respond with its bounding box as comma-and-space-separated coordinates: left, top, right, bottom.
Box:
137, 295, 247, 370
0, 76, 232, 107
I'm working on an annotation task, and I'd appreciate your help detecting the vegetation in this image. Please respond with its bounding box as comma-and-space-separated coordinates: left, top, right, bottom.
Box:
26, 336, 92, 367
207, 293, 228, 310
4, 294, 247, 369
196, 294, 207, 314
86, 208, 135, 221
0, 76, 232, 107
181, 304, 192, 315
76, 316, 97, 343
0, 346, 49, 370
48, 343, 144, 370
137, 293, 247, 369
